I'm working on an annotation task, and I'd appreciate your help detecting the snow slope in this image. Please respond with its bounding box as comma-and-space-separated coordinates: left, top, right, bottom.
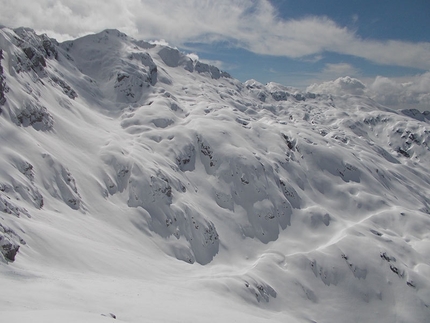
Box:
1, 27, 430, 322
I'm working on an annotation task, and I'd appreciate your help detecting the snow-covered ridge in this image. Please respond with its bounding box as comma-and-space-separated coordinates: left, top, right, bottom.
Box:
0, 26, 429, 322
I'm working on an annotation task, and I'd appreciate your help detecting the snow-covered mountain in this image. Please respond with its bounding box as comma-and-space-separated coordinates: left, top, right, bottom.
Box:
1, 26, 430, 322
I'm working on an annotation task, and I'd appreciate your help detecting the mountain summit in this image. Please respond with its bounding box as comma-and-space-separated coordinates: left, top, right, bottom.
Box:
1, 26, 429, 323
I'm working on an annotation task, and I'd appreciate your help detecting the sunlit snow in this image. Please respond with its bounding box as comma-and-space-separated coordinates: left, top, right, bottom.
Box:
1, 27, 430, 323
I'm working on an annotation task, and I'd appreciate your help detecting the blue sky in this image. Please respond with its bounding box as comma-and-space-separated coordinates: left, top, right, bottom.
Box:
184, 0, 430, 88
1, 0, 430, 110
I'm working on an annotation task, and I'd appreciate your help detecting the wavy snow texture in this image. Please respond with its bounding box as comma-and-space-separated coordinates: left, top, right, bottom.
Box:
0, 26, 429, 323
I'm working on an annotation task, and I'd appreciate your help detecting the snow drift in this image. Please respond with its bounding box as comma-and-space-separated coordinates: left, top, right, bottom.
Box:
1, 27, 430, 323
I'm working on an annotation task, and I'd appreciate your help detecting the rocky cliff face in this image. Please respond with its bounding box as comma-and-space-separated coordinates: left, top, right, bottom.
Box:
0, 49, 7, 107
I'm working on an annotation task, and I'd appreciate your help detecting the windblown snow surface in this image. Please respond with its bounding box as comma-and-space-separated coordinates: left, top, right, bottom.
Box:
1, 27, 430, 323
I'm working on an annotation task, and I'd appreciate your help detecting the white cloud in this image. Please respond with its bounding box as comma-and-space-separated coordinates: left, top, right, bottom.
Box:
340, 39, 430, 71
368, 73, 430, 110
186, 53, 199, 62
307, 76, 366, 96
300, 63, 360, 90
306, 72, 430, 111
300, 55, 324, 63
321, 63, 359, 77
1, 0, 430, 70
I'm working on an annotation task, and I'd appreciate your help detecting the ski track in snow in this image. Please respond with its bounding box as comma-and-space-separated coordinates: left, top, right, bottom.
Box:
0, 26, 430, 322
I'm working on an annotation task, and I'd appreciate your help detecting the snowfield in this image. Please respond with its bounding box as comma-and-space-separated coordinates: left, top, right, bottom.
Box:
1, 27, 430, 322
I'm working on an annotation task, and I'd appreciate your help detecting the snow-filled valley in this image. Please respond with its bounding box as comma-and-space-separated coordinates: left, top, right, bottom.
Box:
1, 26, 430, 322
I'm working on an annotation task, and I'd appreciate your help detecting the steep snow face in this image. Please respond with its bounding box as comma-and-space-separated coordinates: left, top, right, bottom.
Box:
1, 27, 430, 323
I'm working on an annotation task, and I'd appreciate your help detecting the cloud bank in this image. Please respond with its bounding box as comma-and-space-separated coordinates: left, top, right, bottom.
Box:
1, 0, 430, 70
307, 72, 430, 112
307, 76, 366, 96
